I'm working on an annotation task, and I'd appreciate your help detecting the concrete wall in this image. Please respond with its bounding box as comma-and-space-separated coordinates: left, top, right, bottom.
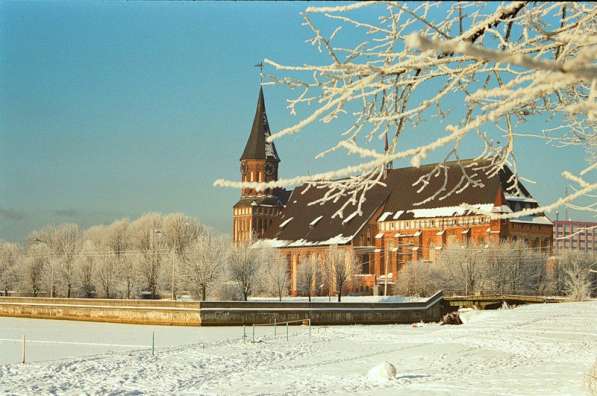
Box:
0, 299, 201, 326
0, 292, 446, 326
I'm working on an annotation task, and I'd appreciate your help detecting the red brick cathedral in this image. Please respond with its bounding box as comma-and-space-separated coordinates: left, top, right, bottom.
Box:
233, 89, 553, 294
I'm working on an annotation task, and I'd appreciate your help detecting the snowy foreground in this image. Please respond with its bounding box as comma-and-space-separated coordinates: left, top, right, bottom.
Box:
1, 301, 596, 395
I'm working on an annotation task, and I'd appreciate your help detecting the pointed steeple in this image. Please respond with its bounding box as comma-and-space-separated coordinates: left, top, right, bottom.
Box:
240, 88, 280, 162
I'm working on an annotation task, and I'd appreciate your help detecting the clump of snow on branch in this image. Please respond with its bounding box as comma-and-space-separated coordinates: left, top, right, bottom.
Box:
214, 2, 597, 220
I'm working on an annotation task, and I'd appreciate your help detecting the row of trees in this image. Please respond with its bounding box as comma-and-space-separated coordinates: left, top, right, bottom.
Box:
0, 213, 231, 300
394, 241, 597, 300
0, 214, 362, 301
2, 217, 595, 301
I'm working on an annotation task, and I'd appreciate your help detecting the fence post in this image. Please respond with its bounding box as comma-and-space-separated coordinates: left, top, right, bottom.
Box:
274, 319, 277, 337
243, 324, 246, 343
286, 322, 289, 342
308, 319, 311, 338
252, 323, 255, 343
21, 335, 26, 364
152, 331, 155, 356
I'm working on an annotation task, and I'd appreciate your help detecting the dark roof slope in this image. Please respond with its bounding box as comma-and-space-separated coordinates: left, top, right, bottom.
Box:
240, 88, 280, 162
266, 159, 536, 246
271, 182, 390, 246
382, 159, 528, 219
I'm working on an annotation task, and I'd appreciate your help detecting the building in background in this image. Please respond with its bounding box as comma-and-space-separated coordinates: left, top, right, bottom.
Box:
553, 220, 597, 252
233, 88, 554, 295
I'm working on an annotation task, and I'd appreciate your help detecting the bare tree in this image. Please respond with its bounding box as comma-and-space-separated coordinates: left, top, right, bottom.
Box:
104, 219, 132, 298
435, 244, 490, 296
227, 244, 261, 301
84, 225, 119, 298
76, 240, 96, 298
262, 248, 289, 301
29, 224, 81, 297
23, 244, 48, 297
0, 241, 21, 296
394, 260, 443, 297
183, 232, 228, 300
130, 213, 164, 299
55, 224, 81, 298
325, 246, 360, 302
215, 2, 597, 222
557, 250, 596, 301
163, 213, 203, 257
298, 255, 320, 302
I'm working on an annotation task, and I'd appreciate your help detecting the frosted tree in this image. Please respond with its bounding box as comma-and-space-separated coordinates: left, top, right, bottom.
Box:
84, 224, 121, 298
227, 243, 261, 301
324, 246, 360, 302
298, 255, 320, 301
162, 213, 203, 257
556, 250, 596, 300
129, 213, 164, 299
215, 2, 597, 221
105, 219, 133, 298
261, 248, 289, 301
22, 243, 49, 297
76, 239, 97, 298
0, 241, 21, 296
182, 232, 228, 300
29, 224, 81, 297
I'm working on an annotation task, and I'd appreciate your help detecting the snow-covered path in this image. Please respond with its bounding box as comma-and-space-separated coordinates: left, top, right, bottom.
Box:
1, 301, 596, 395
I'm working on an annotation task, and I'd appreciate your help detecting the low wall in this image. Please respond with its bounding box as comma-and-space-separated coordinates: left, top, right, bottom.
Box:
0, 301, 201, 326
0, 292, 446, 326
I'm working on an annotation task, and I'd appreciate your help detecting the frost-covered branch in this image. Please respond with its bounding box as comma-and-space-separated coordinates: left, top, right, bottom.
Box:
215, 1, 597, 219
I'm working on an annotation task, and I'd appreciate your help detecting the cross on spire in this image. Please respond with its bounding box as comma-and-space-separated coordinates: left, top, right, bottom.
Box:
254, 61, 264, 85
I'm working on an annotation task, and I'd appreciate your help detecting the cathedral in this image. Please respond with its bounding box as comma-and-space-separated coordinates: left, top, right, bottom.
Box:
233, 88, 554, 295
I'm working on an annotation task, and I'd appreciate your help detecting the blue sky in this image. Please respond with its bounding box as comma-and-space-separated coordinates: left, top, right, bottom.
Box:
0, 1, 590, 242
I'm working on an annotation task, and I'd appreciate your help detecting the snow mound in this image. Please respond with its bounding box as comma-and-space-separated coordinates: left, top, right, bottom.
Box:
367, 361, 397, 383
458, 307, 498, 324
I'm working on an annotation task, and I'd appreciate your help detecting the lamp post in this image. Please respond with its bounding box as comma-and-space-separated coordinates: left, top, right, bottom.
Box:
34, 238, 54, 298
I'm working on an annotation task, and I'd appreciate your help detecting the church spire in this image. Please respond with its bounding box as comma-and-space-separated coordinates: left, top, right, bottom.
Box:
240, 87, 280, 162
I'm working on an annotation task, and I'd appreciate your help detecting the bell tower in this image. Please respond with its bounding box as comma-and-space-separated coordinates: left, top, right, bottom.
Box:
233, 87, 286, 243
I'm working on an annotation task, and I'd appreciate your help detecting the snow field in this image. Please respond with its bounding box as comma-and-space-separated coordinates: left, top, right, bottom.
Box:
0, 301, 596, 395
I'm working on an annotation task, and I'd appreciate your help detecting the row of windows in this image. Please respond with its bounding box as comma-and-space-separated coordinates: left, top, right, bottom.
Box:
555, 241, 597, 247
233, 207, 278, 216
242, 171, 264, 183
555, 224, 597, 233
234, 207, 251, 216
380, 216, 490, 232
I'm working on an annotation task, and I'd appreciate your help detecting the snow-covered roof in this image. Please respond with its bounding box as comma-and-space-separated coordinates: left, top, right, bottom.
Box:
342, 211, 359, 225
279, 217, 293, 228
505, 195, 537, 204
510, 216, 553, 226
378, 211, 393, 222
250, 239, 292, 249
309, 216, 323, 227
492, 205, 513, 213
406, 204, 494, 219
392, 210, 404, 220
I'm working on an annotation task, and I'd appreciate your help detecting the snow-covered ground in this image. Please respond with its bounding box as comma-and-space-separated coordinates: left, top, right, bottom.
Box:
1, 301, 596, 395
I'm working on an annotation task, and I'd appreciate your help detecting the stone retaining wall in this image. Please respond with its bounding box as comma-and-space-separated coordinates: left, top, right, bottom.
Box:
0, 292, 445, 326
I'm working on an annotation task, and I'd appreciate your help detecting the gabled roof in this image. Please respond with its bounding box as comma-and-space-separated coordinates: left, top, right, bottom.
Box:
382, 159, 531, 220
263, 183, 391, 248
240, 88, 280, 162
257, 159, 544, 248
